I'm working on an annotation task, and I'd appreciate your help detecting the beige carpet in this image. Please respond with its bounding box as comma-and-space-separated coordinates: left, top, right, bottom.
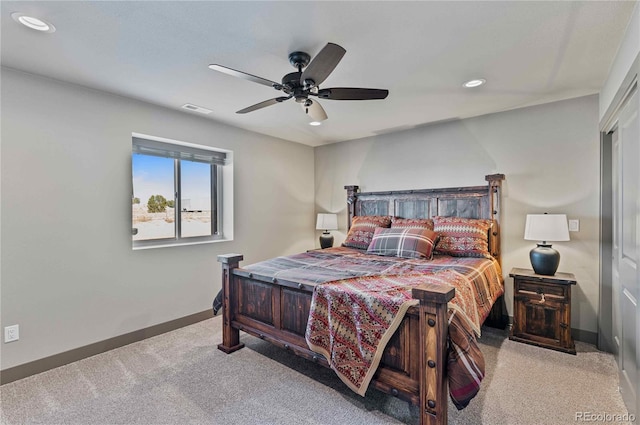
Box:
0, 316, 632, 424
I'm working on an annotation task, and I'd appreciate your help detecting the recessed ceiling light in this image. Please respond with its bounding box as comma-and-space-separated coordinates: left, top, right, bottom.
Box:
463, 79, 486, 88
11, 12, 56, 33
309, 121, 322, 126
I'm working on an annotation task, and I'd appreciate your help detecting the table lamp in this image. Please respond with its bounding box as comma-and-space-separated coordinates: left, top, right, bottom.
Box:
316, 213, 338, 249
524, 213, 570, 275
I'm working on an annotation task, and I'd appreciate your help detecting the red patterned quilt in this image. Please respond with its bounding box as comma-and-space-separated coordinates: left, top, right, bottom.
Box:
305, 270, 481, 396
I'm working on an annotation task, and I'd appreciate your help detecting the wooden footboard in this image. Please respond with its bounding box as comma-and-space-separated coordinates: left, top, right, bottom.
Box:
217, 253, 454, 425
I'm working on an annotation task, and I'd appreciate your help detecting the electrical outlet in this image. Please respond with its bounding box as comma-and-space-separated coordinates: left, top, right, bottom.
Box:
4, 325, 19, 343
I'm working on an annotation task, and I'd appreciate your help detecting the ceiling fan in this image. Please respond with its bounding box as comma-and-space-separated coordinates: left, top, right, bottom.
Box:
209, 42, 389, 123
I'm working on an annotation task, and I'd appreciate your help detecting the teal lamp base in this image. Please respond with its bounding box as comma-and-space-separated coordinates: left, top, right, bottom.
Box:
530, 243, 560, 275
319, 231, 334, 249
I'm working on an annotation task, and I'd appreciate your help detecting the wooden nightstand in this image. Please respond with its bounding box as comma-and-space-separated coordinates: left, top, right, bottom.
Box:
509, 268, 577, 354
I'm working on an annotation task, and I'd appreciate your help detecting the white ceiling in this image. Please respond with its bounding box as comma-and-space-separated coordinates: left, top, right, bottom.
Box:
1, 1, 635, 147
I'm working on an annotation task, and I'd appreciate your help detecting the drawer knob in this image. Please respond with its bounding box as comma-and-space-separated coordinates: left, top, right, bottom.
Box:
539, 293, 546, 304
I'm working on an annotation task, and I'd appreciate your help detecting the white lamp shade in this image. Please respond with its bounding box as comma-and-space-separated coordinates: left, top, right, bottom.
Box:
316, 213, 338, 230
524, 214, 570, 242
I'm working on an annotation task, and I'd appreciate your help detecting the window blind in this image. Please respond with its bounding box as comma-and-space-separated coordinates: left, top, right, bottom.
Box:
133, 137, 227, 165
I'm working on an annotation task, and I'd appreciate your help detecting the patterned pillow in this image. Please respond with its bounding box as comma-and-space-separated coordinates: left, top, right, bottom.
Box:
433, 216, 493, 258
391, 217, 434, 230
342, 215, 391, 250
367, 227, 438, 259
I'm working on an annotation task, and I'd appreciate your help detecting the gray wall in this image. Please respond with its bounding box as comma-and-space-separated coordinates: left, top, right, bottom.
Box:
1, 68, 315, 370
315, 95, 601, 334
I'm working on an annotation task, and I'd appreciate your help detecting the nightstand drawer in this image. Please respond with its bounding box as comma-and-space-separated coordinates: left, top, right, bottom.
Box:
515, 280, 567, 301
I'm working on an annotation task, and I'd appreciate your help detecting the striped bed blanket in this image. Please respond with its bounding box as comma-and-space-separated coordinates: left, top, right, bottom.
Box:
245, 247, 503, 409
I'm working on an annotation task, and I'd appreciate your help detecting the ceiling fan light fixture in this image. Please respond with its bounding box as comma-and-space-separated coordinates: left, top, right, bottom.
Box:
463, 79, 486, 88
309, 121, 322, 126
11, 13, 56, 33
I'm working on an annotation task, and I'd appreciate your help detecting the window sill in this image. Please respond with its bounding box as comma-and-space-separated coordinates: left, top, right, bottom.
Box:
132, 237, 232, 250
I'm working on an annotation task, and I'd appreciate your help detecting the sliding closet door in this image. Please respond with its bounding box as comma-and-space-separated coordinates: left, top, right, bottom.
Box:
612, 86, 639, 417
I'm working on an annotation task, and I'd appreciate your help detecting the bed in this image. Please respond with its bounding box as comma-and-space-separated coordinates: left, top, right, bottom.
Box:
216, 174, 505, 425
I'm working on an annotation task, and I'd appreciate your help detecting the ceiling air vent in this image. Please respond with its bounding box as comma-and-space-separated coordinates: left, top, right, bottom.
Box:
181, 104, 212, 114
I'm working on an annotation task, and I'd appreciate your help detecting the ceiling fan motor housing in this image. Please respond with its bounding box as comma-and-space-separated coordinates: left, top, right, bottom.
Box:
281, 71, 309, 102
282, 71, 302, 87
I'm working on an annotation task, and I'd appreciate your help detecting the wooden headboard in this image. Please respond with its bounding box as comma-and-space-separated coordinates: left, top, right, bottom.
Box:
344, 174, 505, 264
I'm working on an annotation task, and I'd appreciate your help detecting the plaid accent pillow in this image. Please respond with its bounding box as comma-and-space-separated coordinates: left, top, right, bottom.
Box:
342, 215, 391, 250
391, 217, 434, 230
433, 216, 493, 258
367, 227, 438, 259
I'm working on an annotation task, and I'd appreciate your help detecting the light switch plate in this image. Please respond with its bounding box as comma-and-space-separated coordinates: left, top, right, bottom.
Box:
568, 219, 579, 232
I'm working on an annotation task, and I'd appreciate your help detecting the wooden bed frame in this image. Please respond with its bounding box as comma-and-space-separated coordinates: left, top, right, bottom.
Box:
217, 174, 505, 425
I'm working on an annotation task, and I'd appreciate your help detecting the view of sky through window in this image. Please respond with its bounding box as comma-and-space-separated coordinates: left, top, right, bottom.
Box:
132, 154, 174, 205
132, 154, 213, 241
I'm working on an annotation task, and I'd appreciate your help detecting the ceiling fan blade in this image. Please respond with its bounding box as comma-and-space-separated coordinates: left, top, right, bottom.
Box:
300, 43, 346, 86
209, 64, 281, 89
237, 96, 290, 114
316, 88, 389, 100
302, 99, 328, 122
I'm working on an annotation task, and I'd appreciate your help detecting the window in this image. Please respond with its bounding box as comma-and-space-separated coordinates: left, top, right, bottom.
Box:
132, 135, 231, 249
